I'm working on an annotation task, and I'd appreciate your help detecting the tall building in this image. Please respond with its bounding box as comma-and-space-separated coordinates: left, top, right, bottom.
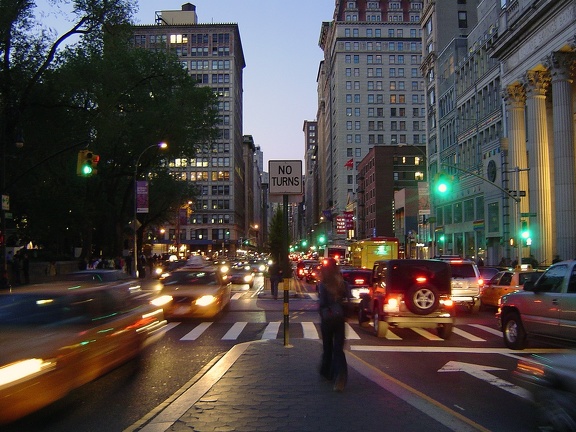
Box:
303, 120, 319, 242
132, 3, 247, 257
317, 0, 426, 244
421, 0, 481, 259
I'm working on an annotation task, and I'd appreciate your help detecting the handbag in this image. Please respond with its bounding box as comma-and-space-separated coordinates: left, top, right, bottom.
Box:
321, 301, 345, 320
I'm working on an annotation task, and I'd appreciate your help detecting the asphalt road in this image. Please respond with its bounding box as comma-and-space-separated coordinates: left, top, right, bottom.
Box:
3, 274, 567, 431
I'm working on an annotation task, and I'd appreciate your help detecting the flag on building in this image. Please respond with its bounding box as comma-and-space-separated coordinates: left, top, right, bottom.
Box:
344, 158, 354, 169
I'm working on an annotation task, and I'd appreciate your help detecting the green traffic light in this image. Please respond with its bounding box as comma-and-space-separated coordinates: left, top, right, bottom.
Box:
82, 164, 93, 175
318, 235, 326, 244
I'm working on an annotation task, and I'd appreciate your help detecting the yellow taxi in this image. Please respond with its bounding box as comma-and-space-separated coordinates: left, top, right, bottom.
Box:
0, 282, 167, 425
480, 265, 543, 308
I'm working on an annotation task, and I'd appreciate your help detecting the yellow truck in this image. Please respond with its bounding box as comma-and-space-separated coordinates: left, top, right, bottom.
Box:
350, 237, 399, 269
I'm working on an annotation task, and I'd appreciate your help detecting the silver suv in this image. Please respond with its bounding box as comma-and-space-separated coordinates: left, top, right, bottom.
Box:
437, 257, 482, 313
498, 260, 576, 349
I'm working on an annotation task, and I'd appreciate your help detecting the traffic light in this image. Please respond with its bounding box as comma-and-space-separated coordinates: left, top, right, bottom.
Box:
318, 234, 326, 245
301, 239, 308, 247
520, 220, 532, 246
434, 173, 454, 195
76, 150, 99, 176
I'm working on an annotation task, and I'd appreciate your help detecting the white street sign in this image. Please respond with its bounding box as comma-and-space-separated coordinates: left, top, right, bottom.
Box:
268, 160, 303, 195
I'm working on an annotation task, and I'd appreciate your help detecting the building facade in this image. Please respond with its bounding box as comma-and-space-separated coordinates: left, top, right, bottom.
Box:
491, 0, 576, 266
316, 0, 426, 244
132, 3, 248, 257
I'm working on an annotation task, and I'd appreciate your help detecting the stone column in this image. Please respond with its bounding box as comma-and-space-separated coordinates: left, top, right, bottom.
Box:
503, 84, 529, 263
547, 52, 576, 262
524, 70, 553, 265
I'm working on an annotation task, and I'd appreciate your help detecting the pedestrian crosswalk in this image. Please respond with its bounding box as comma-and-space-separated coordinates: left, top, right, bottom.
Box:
164, 320, 502, 343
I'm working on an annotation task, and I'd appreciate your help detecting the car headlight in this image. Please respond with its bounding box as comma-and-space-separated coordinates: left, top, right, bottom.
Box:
154, 267, 163, 275
151, 295, 173, 307
244, 274, 254, 282
195, 295, 217, 307
0, 358, 56, 388
258, 264, 266, 272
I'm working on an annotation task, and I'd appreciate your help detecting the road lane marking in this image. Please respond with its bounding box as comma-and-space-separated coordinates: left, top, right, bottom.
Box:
468, 324, 501, 336
231, 293, 243, 300
439, 361, 532, 400
222, 322, 247, 340
262, 321, 281, 339
301, 322, 319, 339
350, 345, 570, 354
345, 322, 361, 339
181, 322, 212, 340
452, 327, 486, 341
412, 328, 443, 341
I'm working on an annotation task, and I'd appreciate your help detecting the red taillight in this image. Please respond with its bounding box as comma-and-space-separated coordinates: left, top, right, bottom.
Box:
415, 276, 427, 283
478, 278, 484, 286
354, 278, 365, 285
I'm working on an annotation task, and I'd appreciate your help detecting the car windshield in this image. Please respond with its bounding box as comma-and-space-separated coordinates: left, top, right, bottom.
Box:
450, 264, 477, 278
164, 270, 219, 286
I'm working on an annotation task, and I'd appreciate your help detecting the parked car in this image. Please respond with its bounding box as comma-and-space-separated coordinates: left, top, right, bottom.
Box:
437, 257, 483, 313
514, 351, 576, 430
478, 266, 501, 282
497, 260, 576, 349
480, 266, 543, 308
157, 260, 232, 319
0, 282, 167, 425
359, 259, 455, 339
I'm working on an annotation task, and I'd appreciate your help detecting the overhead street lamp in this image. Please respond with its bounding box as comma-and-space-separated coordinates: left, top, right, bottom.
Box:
133, 142, 167, 277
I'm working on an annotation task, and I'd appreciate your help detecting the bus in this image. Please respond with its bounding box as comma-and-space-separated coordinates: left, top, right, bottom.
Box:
349, 237, 399, 269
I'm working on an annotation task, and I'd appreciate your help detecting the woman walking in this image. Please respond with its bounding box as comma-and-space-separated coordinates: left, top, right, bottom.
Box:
318, 258, 350, 392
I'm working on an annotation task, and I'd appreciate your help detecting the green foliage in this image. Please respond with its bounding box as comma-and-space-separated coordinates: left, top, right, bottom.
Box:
0, 1, 219, 258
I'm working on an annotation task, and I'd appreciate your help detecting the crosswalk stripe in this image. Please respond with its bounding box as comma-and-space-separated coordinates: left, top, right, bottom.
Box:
222, 322, 247, 340
452, 327, 486, 341
231, 293, 243, 300
468, 324, 502, 336
345, 323, 361, 339
411, 327, 443, 341
301, 322, 320, 339
181, 322, 212, 340
262, 322, 281, 339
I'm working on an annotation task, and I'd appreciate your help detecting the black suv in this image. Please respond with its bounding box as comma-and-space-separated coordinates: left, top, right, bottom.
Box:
358, 259, 455, 339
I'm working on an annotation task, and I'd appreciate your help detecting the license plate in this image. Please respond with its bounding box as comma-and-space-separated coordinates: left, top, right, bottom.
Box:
173, 305, 191, 315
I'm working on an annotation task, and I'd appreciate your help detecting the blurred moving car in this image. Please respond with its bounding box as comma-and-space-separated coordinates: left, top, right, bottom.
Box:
339, 267, 372, 313
514, 352, 576, 431
227, 263, 255, 287
0, 282, 167, 425
360, 259, 455, 339
480, 266, 543, 308
156, 260, 232, 319
498, 260, 576, 349
62, 269, 135, 284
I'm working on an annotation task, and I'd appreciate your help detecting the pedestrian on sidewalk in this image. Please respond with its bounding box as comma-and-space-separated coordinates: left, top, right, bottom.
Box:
318, 258, 350, 392
268, 260, 282, 300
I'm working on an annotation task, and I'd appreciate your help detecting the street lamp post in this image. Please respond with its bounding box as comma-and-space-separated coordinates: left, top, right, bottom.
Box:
133, 142, 167, 277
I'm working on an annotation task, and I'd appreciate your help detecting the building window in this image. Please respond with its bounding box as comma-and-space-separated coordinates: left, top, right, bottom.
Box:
458, 11, 468, 28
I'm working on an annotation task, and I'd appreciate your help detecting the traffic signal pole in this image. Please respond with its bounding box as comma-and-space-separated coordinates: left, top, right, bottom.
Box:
282, 193, 291, 347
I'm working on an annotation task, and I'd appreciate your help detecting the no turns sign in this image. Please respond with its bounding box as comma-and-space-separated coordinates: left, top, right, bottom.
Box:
268, 160, 303, 195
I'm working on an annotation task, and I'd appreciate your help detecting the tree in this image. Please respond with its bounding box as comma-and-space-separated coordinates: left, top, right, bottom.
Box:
1, 1, 220, 259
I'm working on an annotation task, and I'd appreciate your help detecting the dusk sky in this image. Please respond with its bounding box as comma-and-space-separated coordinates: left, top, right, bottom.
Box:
35, 0, 336, 168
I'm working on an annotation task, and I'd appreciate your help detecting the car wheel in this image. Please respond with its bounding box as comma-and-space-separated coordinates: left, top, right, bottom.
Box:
358, 298, 370, 326
437, 324, 453, 339
373, 306, 388, 338
503, 312, 527, 350
405, 285, 439, 315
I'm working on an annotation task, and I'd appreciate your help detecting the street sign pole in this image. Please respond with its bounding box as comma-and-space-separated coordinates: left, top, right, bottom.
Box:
268, 160, 303, 348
